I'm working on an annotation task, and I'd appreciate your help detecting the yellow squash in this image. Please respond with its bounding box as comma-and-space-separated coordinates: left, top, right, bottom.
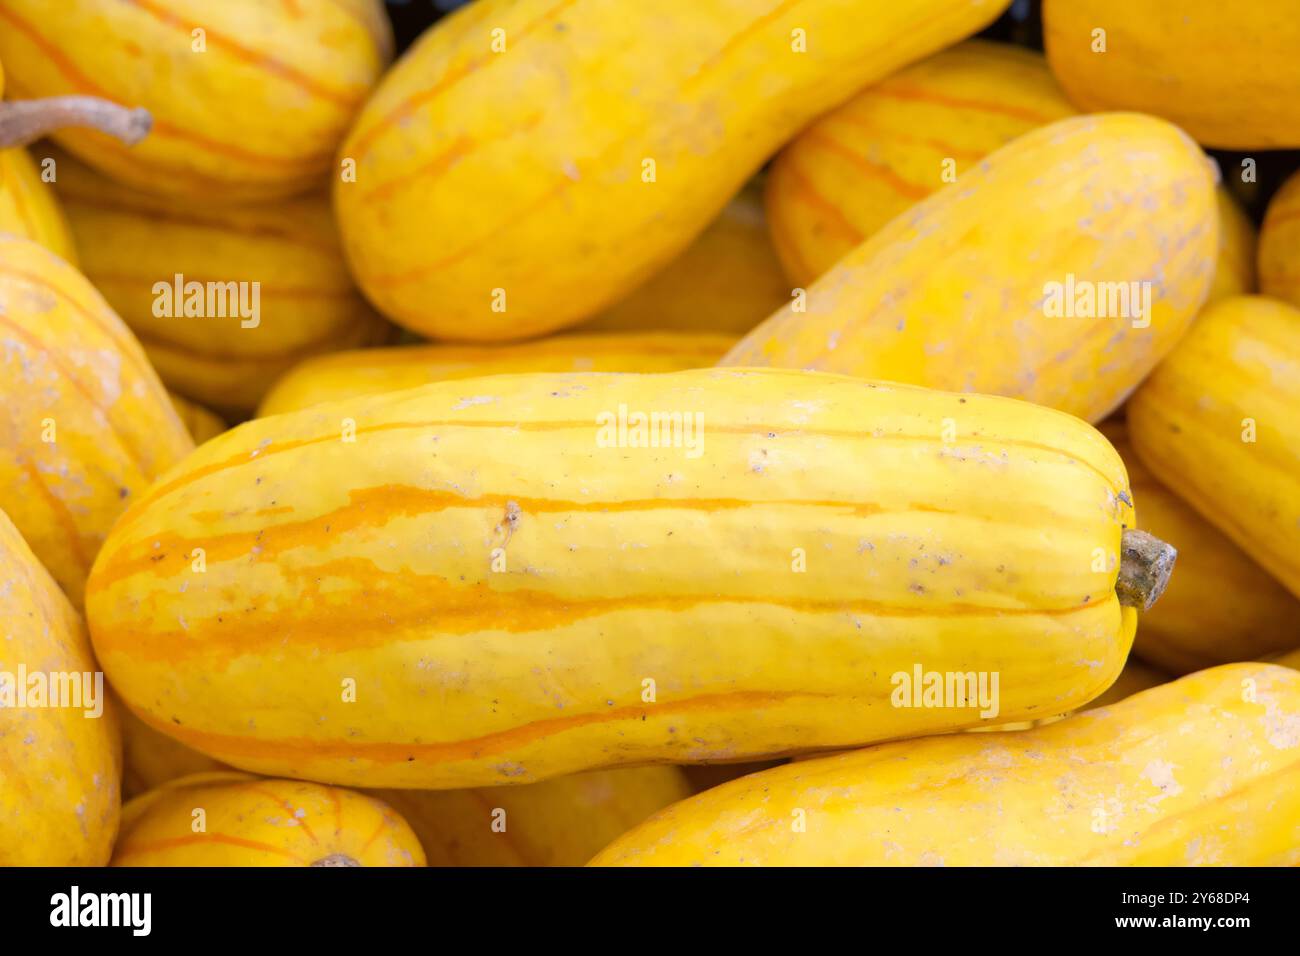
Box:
119, 703, 227, 800
50, 149, 393, 413
590, 662, 1300, 865
0, 233, 193, 607
1044, 0, 1300, 149
966, 654, 1171, 733
1103, 420, 1300, 673
0, 0, 392, 199
1259, 169, 1300, 309
0, 146, 77, 263
335, 0, 1010, 341
1, 52, 154, 263
1130, 295, 1300, 599
0, 508, 121, 866
113, 772, 425, 867
765, 40, 1253, 302
723, 114, 1217, 423
258, 331, 737, 416
88, 367, 1156, 789
579, 180, 789, 336
377, 766, 692, 866
167, 391, 227, 446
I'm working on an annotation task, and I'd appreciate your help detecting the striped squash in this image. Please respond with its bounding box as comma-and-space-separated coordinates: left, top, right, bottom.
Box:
0, 234, 193, 607
0, 508, 121, 866
1044, 0, 1300, 149
335, 0, 1010, 340
0, 146, 77, 263
1130, 295, 1300, 600
113, 773, 425, 867
258, 331, 737, 416
377, 766, 692, 866
119, 702, 228, 800
167, 391, 227, 446
49, 148, 394, 413
579, 180, 789, 336
87, 368, 1156, 789
0, 0, 392, 199
723, 114, 1218, 423
1103, 419, 1300, 673
765, 40, 1254, 303
1259, 168, 1300, 309
590, 663, 1300, 866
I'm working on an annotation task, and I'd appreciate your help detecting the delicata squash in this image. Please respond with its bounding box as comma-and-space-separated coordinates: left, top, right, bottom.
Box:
112, 772, 424, 867
257, 332, 737, 416
335, 0, 1010, 340
764, 40, 1253, 304
724, 113, 1218, 423
0, 234, 193, 607
0, 0, 392, 199
1129, 295, 1300, 600
376, 766, 692, 867
590, 663, 1300, 866
0, 508, 121, 866
88, 368, 1169, 789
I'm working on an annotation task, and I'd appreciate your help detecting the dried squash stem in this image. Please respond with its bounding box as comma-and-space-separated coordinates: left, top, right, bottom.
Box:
1117, 529, 1177, 610
0, 96, 151, 149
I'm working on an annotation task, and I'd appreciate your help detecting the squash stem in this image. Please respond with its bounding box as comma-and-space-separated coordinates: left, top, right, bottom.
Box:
310, 853, 362, 867
1116, 529, 1177, 610
0, 97, 152, 149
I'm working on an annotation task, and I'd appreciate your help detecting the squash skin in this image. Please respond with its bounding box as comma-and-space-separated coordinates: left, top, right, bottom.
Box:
1043, 0, 1300, 150
49, 149, 394, 413
1129, 295, 1300, 600
723, 114, 1218, 423
1259, 169, 1300, 309
764, 41, 1253, 303
167, 391, 227, 446
119, 703, 227, 800
258, 331, 737, 417
0, 0, 392, 199
579, 180, 788, 336
590, 662, 1300, 866
334, 0, 1010, 341
0, 146, 78, 263
112, 772, 425, 867
0, 234, 193, 607
376, 766, 692, 866
1102, 420, 1300, 674
88, 367, 1136, 789
0, 509, 121, 866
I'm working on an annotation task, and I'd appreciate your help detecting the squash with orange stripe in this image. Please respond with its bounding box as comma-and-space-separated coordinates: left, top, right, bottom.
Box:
0, 148, 77, 263
0, 508, 121, 866
0, 233, 193, 607
167, 391, 227, 446
590, 663, 1300, 866
49, 148, 394, 413
1102, 420, 1300, 674
1044, 0, 1300, 149
113, 773, 424, 867
1, 51, 154, 262
764, 40, 1254, 303
0, 0, 392, 199
377, 766, 692, 866
119, 703, 228, 799
723, 113, 1217, 424
1130, 295, 1300, 600
87, 367, 1165, 789
258, 331, 737, 416
579, 179, 789, 336
1259, 169, 1300, 309
334, 0, 1010, 341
